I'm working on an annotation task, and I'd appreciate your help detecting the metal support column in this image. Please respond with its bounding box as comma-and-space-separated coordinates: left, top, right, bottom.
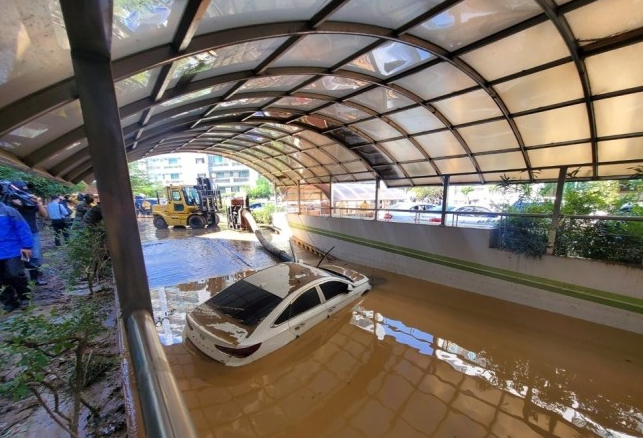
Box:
274, 183, 278, 210
374, 178, 380, 221
297, 181, 301, 215
440, 176, 450, 226
328, 180, 333, 217
547, 167, 567, 254
59, 2, 197, 437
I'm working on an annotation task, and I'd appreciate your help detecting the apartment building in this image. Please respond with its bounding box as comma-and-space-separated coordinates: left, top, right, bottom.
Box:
136, 153, 259, 194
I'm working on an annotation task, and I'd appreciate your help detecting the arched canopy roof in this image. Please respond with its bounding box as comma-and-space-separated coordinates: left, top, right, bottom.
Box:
1, 0, 643, 187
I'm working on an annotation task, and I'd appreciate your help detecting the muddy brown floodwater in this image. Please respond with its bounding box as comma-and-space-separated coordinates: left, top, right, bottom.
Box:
138, 218, 643, 438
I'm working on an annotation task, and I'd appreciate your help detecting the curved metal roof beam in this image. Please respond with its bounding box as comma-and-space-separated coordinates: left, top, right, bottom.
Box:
534, 0, 598, 177
125, 115, 365, 183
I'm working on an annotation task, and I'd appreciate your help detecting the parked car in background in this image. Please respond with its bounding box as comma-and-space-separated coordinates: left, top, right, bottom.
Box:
377, 201, 438, 223
184, 262, 370, 366
425, 205, 499, 228
249, 202, 267, 210
619, 202, 643, 215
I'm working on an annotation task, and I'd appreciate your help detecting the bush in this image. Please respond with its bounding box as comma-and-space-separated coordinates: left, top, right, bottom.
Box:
494, 216, 550, 258
556, 218, 643, 265
0, 295, 114, 437
251, 204, 276, 225
62, 222, 112, 294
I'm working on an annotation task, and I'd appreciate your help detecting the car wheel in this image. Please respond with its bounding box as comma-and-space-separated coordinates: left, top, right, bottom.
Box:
188, 215, 206, 229
153, 216, 168, 229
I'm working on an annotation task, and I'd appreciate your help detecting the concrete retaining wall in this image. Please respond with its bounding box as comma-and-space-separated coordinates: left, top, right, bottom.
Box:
280, 213, 643, 334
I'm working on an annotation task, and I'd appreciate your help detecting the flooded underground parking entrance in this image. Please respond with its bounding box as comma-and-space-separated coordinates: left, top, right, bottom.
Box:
137, 220, 643, 438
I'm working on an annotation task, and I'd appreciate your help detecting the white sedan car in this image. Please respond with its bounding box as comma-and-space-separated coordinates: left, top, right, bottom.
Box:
184, 262, 370, 366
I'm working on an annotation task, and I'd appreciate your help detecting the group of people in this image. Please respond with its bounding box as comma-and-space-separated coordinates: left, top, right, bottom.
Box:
45, 192, 98, 246
0, 181, 100, 312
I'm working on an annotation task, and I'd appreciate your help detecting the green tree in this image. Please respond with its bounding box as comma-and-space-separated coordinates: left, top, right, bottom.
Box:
408, 186, 442, 204
128, 162, 162, 197
460, 186, 474, 203
245, 176, 273, 200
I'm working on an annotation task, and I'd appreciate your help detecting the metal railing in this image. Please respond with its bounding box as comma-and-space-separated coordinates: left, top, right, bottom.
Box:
126, 310, 198, 438
301, 205, 643, 266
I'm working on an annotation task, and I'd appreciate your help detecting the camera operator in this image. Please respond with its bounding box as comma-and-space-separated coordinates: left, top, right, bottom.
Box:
0, 183, 34, 312
9, 181, 49, 286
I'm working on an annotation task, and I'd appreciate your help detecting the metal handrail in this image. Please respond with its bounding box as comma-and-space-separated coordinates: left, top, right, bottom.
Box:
127, 310, 198, 438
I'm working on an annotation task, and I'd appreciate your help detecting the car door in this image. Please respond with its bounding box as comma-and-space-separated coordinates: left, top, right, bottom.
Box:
319, 280, 354, 316
275, 286, 327, 339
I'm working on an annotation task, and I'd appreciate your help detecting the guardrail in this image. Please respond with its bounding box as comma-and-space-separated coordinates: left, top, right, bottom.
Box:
127, 310, 198, 438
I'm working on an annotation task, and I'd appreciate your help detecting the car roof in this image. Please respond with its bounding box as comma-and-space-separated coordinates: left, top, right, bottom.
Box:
245, 262, 339, 299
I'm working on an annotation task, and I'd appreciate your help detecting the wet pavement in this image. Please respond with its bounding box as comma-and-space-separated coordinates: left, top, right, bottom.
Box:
137, 218, 643, 438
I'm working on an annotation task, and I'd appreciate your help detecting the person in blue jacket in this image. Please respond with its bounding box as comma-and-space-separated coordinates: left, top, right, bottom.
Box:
0, 187, 33, 312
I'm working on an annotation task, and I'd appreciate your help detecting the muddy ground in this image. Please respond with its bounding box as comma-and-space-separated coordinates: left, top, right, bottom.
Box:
0, 229, 128, 438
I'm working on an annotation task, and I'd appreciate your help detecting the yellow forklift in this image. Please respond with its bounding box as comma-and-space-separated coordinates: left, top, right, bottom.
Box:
152, 177, 222, 229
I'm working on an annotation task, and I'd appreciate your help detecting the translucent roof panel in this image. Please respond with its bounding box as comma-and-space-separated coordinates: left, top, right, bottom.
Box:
112, 0, 187, 60
272, 35, 377, 68
344, 42, 434, 79
564, 0, 643, 46
432, 90, 502, 125
586, 42, 643, 94
598, 138, 643, 163
1, 0, 72, 109
515, 104, 591, 146
1, 100, 83, 158
299, 77, 369, 98
116, 68, 163, 107
475, 151, 526, 172
268, 97, 326, 111
392, 63, 477, 101
415, 131, 467, 158
329, 0, 440, 29
153, 84, 234, 115
348, 88, 416, 114
3, 0, 643, 187
401, 161, 437, 177
314, 104, 372, 123
460, 22, 569, 81
387, 107, 444, 134
320, 145, 359, 163
169, 38, 287, 87
353, 119, 402, 141
528, 144, 592, 168
594, 92, 643, 137
197, 0, 329, 35
238, 76, 314, 93
493, 63, 583, 113
408, 0, 542, 51
434, 156, 476, 175
379, 139, 425, 162
458, 120, 518, 153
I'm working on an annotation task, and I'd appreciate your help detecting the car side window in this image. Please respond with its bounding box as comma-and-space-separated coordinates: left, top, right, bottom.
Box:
274, 288, 321, 325
320, 281, 349, 301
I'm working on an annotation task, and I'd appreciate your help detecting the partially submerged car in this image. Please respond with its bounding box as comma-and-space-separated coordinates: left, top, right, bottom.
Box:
184, 262, 370, 366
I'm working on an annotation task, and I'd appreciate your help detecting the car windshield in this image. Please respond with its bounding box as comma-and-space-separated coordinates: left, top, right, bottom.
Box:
206, 280, 283, 327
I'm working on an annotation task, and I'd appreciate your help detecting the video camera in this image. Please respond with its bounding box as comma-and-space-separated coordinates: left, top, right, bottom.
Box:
0, 180, 37, 208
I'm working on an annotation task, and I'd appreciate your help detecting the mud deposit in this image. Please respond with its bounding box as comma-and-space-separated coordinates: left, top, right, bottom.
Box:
139, 220, 643, 438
